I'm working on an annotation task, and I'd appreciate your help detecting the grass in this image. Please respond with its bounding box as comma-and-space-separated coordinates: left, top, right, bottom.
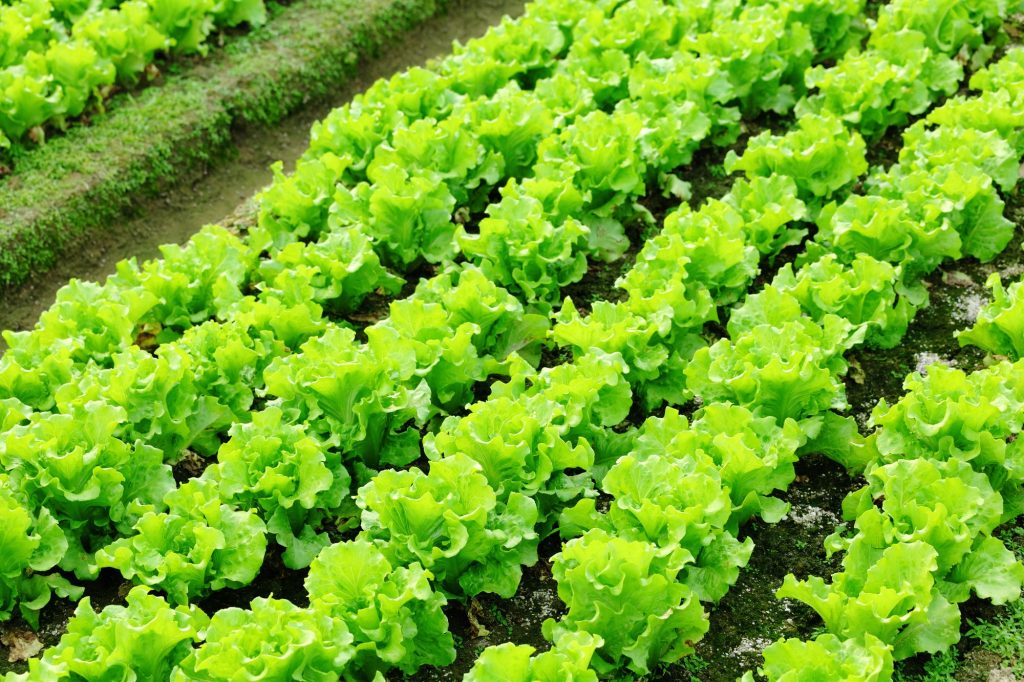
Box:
968, 600, 1024, 677
0, 0, 449, 291
894, 650, 959, 682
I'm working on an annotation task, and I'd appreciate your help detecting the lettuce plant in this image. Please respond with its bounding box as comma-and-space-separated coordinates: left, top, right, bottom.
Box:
255, 152, 353, 248
457, 179, 590, 305
202, 407, 349, 568
611, 199, 754, 333
450, 83, 554, 188
835, 458, 1024, 604
357, 454, 539, 598
686, 315, 860, 422
169, 316, 290, 426
798, 30, 962, 138
305, 539, 454, 676
54, 345, 232, 460
970, 46, 1024, 97
725, 113, 867, 204
533, 109, 645, 255
262, 324, 431, 469
865, 361, 1024, 515
543, 529, 709, 675
1, 276, 155, 374
926, 89, 1024, 155
624, 51, 738, 146
552, 298, 699, 410
425, 392, 596, 506
387, 264, 548, 367
0, 61, 63, 139
330, 166, 458, 270
363, 115, 488, 203
0, 0, 57, 67
899, 124, 1020, 192
559, 451, 752, 604
777, 0, 869, 62
812, 195, 961, 276
868, 162, 1013, 263
776, 541, 961, 659
735, 254, 927, 348
365, 265, 548, 411
171, 597, 353, 681
871, 0, 1006, 53
631, 405, 805, 528
108, 225, 257, 334
72, 2, 170, 80
0, 401, 175, 578
617, 85, 712, 175
681, 4, 814, 113
9, 587, 207, 681
722, 175, 808, 256
144, 0, 216, 54
255, 227, 403, 314
96, 477, 267, 605
425, 352, 630, 511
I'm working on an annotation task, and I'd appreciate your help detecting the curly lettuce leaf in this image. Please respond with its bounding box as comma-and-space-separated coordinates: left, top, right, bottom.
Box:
465, 632, 601, 682
743, 633, 894, 682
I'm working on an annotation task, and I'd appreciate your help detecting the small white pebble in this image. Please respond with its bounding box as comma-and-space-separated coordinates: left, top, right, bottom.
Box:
730, 637, 772, 659
953, 293, 990, 325
914, 352, 954, 374
784, 504, 842, 528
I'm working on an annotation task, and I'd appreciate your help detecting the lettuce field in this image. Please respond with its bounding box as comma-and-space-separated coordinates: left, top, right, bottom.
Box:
1, 0, 1024, 679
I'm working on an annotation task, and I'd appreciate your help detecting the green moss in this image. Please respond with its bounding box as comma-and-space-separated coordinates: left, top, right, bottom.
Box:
0, 0, 448, 290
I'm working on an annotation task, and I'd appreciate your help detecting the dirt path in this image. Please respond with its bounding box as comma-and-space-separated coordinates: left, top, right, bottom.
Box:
0, 0, 525, 347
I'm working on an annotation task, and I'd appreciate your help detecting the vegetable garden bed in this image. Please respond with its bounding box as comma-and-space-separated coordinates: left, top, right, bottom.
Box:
1, 0, 1024, 680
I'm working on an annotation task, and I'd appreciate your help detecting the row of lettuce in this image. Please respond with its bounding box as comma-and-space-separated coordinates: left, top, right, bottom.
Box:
464, 30, 1024, 682
741, 62, 1024, 678
0, 0, 1021, 680
746, 285, 1024, 679
0, 0, 267, 149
